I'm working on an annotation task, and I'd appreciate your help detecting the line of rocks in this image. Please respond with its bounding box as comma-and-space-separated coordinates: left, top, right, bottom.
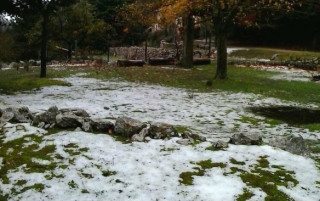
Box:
0, 106, 309, 156
0, 106, 206, 142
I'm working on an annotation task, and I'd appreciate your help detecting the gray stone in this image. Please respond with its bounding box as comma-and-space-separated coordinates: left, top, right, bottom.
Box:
229, 132, 263, 145
131, 128, 149, 142
90, 119, 114, 133
74, 127, 82, 132
269, 135, 309, 156
211, 140, 229, 149
181, 131, 206, 141
176, 139, 194, 145
34, 106, 59, 124
60, 108, 90, 117
44, 124, 51, 129
114, 116, 146, 138
149, 122, 178, 139
0, 107, 33, 123
82, 121, 93, 132
56, 112, 83, 128
38, 122, 45, 129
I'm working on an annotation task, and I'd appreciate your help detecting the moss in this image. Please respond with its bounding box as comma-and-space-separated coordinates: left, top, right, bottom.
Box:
21, 183, 45, 193
68, 180, 78, 189
237, 157, 298, 201
15, 180, 27, 186
179, 160, 226, 185
175, 125, 190, 133
236, 188, 254, 201
196, 160, 226, 169
81, 173, 93, 179
230, 158, 246, 165
81, 189, 89, 194
0, 135, 57, 183
257, 156, 270, 168
102, 170, 116, 177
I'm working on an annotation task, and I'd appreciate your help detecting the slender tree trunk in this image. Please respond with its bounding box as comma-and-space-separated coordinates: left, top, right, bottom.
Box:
40, 11, 48, 78
215, 32, 227, 79
182, 14, 194, 68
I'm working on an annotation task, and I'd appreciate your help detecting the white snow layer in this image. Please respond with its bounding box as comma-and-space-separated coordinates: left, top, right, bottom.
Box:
1, 131, 319, 201
0, 75, 319, 141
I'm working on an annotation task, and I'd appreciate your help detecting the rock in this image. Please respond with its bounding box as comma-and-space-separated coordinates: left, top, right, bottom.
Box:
114, 116, 146, 138
34, 106, 59, 125
176, 139, 194, 145
60, 108, 90, 117
211, 140, 229, 149
90, 119, 114, 133
131, 128, 149, 142
38, 122, 45, 129
269, 134, 309, 156
181, 131, 206, 141
229, 132, 263, 145
16, 125, 25, 130
36, 61, 41, 66
29, 60, 36, 66
0, 107, 33, 123
44, 124, 50, 129
149, 122, 178, 139
8, 62, 18, 68
74, 127, 82, 132
56, 112, 83, 128
82, 121, 93, 132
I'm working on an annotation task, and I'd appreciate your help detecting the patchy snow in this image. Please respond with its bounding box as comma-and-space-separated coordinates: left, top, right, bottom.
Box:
2, 123, 47, 143
0, 75, 319, 141
227, 48, 248, 54
0, 73, 320, 200
0, 131, 319, 201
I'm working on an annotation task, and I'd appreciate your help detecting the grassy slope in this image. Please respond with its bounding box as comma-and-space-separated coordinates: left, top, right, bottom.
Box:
229, 47, 320, 60
0, 67, 75, 94
87, 64, 320, 106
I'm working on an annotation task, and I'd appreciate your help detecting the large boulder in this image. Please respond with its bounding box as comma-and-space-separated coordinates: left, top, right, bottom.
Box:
211, 140, 229, 149
114, 116, 146, 138
56, 112, 83, 128
90, 119, 114, 133
0, 107, 33, 123
229, 132, 263, 145
269, 135, 309, 156
33, 106, 60, 125
149, 122, 178, 139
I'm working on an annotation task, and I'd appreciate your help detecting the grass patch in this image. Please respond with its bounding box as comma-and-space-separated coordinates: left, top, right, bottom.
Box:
230, 158, 246, 166
0, 68, 73, 94
235, 157, 298, 201
179, 159, 226, 185
83, 64, 320, 106
237, 188, 254, 201
230, 47, 320, 60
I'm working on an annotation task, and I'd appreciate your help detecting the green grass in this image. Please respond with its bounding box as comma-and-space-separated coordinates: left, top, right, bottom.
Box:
0, 67, 74, 94
230, 47, 320, 60
179, 160, 226, 185
85, 64, 320, 106
230, 156, 298, 201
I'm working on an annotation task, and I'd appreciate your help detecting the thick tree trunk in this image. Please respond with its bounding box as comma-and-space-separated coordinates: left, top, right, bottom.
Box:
182, 14, 194, 68
215, 33, 227, 79
40, 12, 48, 78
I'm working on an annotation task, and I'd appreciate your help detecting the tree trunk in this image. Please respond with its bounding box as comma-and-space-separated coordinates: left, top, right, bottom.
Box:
182, 14, 194, 68
40, 12, 48, 78
215, 33, 227, 79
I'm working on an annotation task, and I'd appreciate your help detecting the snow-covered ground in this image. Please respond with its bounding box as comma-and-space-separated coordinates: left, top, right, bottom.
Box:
0, 73, 320, 200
